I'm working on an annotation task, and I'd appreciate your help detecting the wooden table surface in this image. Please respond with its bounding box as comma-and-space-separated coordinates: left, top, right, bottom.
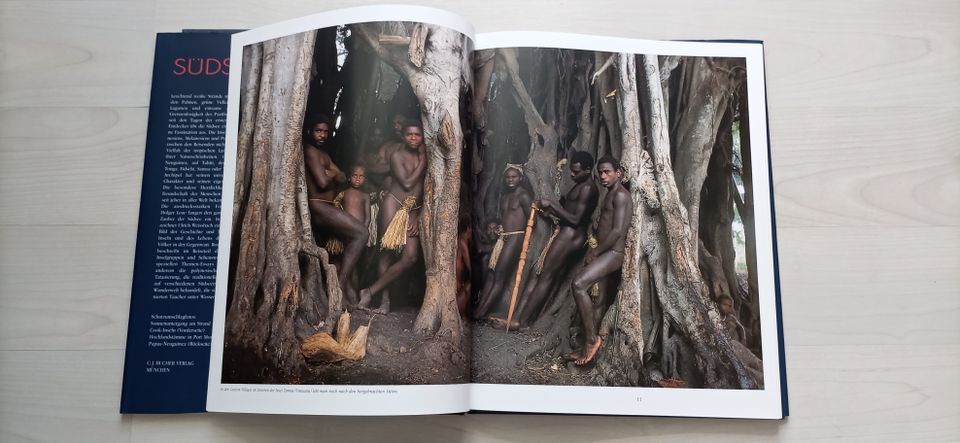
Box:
1, 1, 957, 441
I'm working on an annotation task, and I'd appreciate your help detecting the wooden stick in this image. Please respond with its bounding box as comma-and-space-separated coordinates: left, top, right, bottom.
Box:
378, 35, 411, 45
506, 202, 538, 331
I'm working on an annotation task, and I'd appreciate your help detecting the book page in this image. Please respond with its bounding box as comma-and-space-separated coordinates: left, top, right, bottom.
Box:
206, 6, 475, 416
120, 31, 233, 413
466, 32, 784, 419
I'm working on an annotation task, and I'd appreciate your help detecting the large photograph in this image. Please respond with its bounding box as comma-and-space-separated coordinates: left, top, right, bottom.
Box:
469, 47, 765, 390
221, 21, 473, 385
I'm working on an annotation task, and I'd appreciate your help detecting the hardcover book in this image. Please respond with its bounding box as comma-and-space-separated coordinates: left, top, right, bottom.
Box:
121, 5, 787, 419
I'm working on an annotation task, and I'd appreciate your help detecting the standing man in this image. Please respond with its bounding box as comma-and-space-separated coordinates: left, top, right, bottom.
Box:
474, 164, 532, 320
366, 112, 409, 190
304, 114, 369, 308
569, 156, 632, 365
491, 151, 599, 330
358, 122, 427, 314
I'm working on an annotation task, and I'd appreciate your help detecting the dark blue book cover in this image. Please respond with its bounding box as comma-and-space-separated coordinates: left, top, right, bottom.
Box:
120, 31, 232, 413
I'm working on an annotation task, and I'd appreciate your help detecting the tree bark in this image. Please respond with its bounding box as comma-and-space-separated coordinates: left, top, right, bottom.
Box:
594, 53, 654, 385
672, 58, 741, 253
698, 104, 740, 305
224, 31, 324, 382
354, 24, 467, 343
596, 53, 623, 159
734, 83, 761, 350
640, 54, 758, 389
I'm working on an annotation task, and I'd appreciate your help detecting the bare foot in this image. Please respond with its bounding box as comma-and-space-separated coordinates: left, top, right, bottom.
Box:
373, 296, 390, 315
357, 288, 373, 311
575, 336, 602, 365
561, 350, 582, 362
489, 317, 521, 330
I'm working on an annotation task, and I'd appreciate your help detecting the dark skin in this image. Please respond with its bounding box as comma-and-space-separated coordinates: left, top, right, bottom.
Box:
477, 221, 499, 262
358, 125, 427, 314
474, 168, 532, 320
341, 166, 370, 300
570, 161, 632, 365
304, 122, 368, 307
456, 225, 472, 317
490, 162, 599, 330
365, 113, 406, 189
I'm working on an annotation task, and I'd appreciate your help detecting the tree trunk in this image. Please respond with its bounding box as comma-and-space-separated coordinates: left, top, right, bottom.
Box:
672, 58, 741, 253
734, 83, 761, 350
354, 24, 468, 344
596, 53, 623, 159
594, 53, 655, 385
698, 104, 740, 305
640, 54, 758, 389
224, 31, 327, 383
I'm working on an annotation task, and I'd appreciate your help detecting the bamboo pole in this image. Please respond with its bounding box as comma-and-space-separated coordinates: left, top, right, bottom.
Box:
505, 202, 538, 331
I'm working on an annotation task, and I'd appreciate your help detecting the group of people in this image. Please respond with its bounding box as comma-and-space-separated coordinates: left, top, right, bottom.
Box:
303, 113, 426, 314
474, 152, 633, 366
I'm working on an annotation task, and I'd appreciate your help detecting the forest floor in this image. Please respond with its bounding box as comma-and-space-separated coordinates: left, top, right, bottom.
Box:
471, 320, 594, 386
301, 309, 595, 386
304, 307, 470, 385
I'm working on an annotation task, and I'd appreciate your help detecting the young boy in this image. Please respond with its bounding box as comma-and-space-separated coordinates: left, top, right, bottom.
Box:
340, 164, 371, 302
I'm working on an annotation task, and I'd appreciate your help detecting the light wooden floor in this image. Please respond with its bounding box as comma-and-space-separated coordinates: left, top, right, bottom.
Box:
1, 1, 957, 441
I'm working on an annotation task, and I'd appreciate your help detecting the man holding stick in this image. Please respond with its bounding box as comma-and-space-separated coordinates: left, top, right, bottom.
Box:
491, 151, 599, 330
473, 164, 532, 320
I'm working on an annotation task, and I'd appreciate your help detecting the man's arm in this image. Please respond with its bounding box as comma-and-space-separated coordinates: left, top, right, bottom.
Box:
595, 190, 632, 254
391, 148, 428, 192
541, 185, 597, 226
327, 160, 346, 183
363, 194, 371, 226
366, 142, 396, 176
520, 189, 533, 222
304, 148, 332, 189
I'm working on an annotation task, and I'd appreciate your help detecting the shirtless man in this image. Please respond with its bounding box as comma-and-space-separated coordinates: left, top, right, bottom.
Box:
569, 156, 632, 365
304, 115, 369, 308
365, 113, 408, 190
340, 164, 371, 300
473, 164, 532, 320
358, 122, 427, 314
491, 151, 599, 330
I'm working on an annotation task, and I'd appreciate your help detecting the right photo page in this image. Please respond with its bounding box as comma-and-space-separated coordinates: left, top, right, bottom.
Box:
467, 35, 779, 404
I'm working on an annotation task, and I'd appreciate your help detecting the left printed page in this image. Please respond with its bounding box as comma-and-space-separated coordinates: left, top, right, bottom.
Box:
121, 31, 233, 413
206, 6, 475, 415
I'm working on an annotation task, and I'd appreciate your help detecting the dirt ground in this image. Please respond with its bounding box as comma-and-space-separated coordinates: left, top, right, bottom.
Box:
303, 307, 470, 385
471, 320, 594, 386
301, 309, 594, 386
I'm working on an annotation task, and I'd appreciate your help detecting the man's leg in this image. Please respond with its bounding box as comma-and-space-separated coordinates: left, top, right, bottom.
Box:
475, 235, 521, 319
522, 229, 584, 326
592, 272, 619, 326
571, 250, 624, 365
359, 195, 399, 309
362, 236, 420, 314
310, 201, 368, 307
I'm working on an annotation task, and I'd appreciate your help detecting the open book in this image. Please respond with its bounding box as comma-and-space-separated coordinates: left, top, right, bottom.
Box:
121, 5, 787, 419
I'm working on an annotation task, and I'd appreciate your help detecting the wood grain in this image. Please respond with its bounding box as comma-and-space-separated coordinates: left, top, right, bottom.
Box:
0, 226, 136, 351
0, 0, 957, 441
0, 350, 131, 443
0, 107, 147, 225
0, 0, 155, 108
